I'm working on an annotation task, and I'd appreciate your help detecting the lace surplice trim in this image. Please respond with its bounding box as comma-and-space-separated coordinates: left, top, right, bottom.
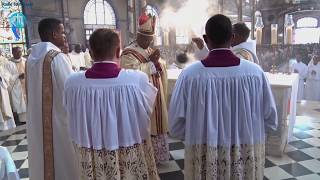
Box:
184, 144, 265, 180
151, 134, 170, 164
74, 140, 160, 180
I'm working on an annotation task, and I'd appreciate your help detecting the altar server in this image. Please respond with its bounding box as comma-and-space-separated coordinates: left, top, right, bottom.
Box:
169, 14, 277, 180
64, 28, 159, 180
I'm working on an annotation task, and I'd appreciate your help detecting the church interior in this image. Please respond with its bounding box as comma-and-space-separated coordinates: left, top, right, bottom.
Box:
0, 0, 320, 179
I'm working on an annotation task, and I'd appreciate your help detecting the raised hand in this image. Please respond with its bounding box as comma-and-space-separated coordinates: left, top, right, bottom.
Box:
192, 37, 204, 50
149, 49, 161, 63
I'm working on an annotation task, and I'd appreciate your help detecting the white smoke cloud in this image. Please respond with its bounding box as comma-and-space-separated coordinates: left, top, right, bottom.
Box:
159, 0, 213, 37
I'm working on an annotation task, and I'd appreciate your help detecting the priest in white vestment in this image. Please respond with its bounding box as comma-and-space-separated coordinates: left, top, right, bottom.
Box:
292, 54, 308, 101
64, 29, 159, 180
26, 18, 80, 180
305, 53, 320, 101
6, 47, 27, 123
169, 15, 277, 180
69, 44, 86, 71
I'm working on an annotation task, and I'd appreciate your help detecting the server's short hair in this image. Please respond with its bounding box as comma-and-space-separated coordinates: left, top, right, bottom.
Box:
89, 29, 120, 59
38, 18, 62, 41
233, 22, 250, 40
205, 14, 233, 45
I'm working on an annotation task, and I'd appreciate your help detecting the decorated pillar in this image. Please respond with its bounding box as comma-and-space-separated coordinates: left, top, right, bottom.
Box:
128, 0, 147, 42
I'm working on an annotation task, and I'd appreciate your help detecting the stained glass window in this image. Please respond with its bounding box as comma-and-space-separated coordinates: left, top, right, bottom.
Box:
84, 0, 116, 42
297, 17, 318, 28
0, 0, 27, 56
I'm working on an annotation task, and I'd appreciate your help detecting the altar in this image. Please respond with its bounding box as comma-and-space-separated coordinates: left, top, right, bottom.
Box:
167, 69, 299, 156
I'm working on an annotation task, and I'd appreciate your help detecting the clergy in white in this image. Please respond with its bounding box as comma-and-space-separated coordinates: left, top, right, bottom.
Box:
169, 15, 277, 180
0, 56, 15, 130
305, 53, 320, 101
64, 29, 159, 180
69, 44, 86, 71
6, 47, 27, 123
0, 75, 15, 130
292, 54, 308, 101
26, 18, 80, 180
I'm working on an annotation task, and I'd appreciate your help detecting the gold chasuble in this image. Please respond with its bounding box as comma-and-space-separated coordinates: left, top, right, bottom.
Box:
121, 42, 169, 163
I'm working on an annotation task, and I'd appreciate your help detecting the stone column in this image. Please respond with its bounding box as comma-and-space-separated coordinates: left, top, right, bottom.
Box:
128, 0, 136, 42
237, 0, 243, 22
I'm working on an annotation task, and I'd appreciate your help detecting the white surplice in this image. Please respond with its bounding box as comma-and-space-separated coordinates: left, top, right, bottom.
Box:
305, 61, 320, 101
292, 61, 308, 101
169, 60, 277, 180
27, 42, 80, 180
69, 51, 86, 71
63, 69, 159, 180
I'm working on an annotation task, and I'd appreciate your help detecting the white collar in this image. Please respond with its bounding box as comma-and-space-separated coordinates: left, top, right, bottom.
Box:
210, 48, 231, 52
93, 60, 117, 64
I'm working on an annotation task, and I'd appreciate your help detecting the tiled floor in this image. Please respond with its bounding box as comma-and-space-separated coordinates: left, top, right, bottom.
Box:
1, 101, 320, 180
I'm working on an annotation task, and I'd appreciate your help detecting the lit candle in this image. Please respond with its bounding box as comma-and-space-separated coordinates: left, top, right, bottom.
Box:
163, 30, 169, 47
271, 24, 278, 45
256, 28, 262, 45
286, 26, 293, 45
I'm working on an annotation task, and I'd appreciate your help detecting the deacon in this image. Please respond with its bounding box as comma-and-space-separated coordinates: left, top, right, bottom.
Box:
6, 47, 27, 123
305, 51, 320, 101
169, 14, 277, 180
120, 13, 169, 164
26, 18, 80, 180
64, 28, 159, 180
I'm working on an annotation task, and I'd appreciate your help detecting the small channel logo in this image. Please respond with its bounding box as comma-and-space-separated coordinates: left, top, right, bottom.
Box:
9, 12, 27, 28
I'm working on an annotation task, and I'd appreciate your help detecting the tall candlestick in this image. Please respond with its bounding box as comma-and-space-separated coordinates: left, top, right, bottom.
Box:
284, 14, 295, 45
163, 30, 169, 47
271, 24, 278, 45
256, 28, 262, 45
286, 26, 293, 45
